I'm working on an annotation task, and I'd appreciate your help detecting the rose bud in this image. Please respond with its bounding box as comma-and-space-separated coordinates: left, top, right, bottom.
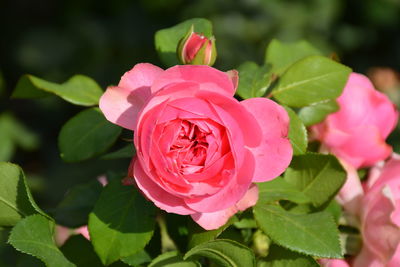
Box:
99, 64, 292, 230
312, 72, 398, 169
177, 25, 217, 66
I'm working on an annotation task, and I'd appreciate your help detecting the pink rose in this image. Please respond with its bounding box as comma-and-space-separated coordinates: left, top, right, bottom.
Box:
353, 155, 400, 267
312, 73, 398, 168
338, 155, 400, 266
99, 63, 292, 229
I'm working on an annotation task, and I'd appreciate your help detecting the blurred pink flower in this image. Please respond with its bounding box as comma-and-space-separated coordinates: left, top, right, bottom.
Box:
319, 258, 350, 267
312, 73, 398, 168
336, 154, 400, 266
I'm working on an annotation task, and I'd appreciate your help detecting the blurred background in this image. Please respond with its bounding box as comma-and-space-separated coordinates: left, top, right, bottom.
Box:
0, 0, 400, 265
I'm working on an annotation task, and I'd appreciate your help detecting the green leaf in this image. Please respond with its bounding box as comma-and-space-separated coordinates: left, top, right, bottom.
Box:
121, 250, 151, 266
0, 113, 39, 161
61, 235, 102, 267
233, 210, 257, 229
298, 99, 339, 126
58, 108, 122, 162
258, 244, 319, 267
325, 200, 342, 224
284, 153, 346, 208
257, 177, 310, 205
155, 18, 213, 67
101, 144, 136, 160
253, 205, 342, 258
149, 251, 200, 267
236, 62, 272, 99
265, 39, 322, 75
272, 56, 351, 107
0, 162, 48, 226
88, 179, 156, 265
12, 74, 103, 106
187, 216, 237, 249
184, 239, 256, 267
284, 107, 307, 155
8, 214, 75, 267
54, 179, 103, 228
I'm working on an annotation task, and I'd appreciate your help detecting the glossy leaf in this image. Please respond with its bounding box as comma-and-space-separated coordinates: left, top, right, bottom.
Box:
265, 39, 322, 75
88, 179, 156, 265
284, 107, 307, 155
254, 205, 342, 258
0, 162, 48, 227
58, 108, 122, 162
284, 153, 346, 208
121, 250, 152, 266
184, 239, 256, 267
258, 244, 319, 267
101, 144, 135, 160
12, 74, 103, 106
155, 18, 213, 67
298, 99, 339, 126
272, 56, 351, 107
0, 113, 39, 161
236, 61, 272, 99
54, 179, 103, 228
149, 251, 200, 267
257, 177, 310, 205
8, 214, 75, 267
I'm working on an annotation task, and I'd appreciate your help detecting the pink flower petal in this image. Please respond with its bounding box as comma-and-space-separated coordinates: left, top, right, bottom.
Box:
353, 245, 384, 267
75, 226, 90, 240
151, 65, 236, 97
226, 70, 239, 91
241, 98, 293, 182
191, 184, 258, 230
99, 63, 163, 130
336, 160, 364, 216
388, 243, 400, 267
133, 158, 196, 215
331, 126, 392, 168
184, 149, 255, 213
319, 259, 350, 267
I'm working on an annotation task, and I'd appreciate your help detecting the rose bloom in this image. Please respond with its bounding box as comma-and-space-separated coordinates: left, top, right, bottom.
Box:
99, 63, 292, 229
326, 155, 400, 267
354, 155, 400, 267
312, 72, 398, 169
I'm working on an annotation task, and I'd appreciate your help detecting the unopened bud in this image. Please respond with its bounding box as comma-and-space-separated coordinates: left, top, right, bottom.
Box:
177, 25, 217, 66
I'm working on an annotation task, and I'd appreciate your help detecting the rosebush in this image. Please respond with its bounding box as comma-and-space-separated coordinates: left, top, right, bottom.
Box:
1, 17, 399, 267
99, 63, 292, 230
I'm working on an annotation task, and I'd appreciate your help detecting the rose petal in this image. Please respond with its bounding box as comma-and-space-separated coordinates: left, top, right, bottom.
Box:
388, 243, 400, 267
99, 63, 163, 130
184, 149, 255, 213
319, 259, 350, 267
133, 158, 196, 215
331, 126, 392, 168
226, 70, 239, 92
241, 97, 293, 182
151, 65, 236, 97
353, 245, 384, 267
336, 160, 364, 216
191, 184, 258, 230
